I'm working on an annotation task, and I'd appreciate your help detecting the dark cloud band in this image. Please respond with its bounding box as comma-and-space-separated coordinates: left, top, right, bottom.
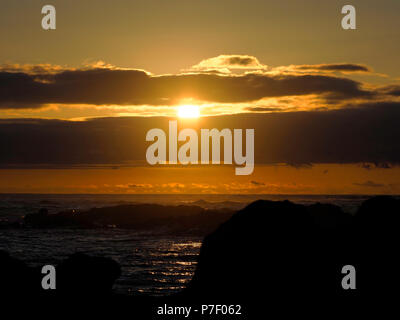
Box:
0, 102, 399, 167
0, 66, 374, 108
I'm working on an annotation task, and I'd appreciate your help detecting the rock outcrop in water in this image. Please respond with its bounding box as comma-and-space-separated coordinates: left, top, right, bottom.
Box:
23, 204, 234, 235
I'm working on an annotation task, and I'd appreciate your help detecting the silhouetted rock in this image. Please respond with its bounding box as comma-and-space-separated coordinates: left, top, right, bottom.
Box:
23, 204, 234, 235
0, 250, 40, 298
353, 196, 400, 295
24, 208, 85, 228
0, 250, 121, 300
186, 196, 400, 308
57, 253, 121, 296
307, 202, 352, 229
355, 195, 400, 231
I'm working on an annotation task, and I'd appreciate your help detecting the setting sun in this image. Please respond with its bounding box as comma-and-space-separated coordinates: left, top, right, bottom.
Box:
177, 105, 200, 118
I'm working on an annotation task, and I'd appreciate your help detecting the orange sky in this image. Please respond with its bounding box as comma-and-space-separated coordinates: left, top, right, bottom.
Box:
0, 0, 399, 194
1, 164, 399, 194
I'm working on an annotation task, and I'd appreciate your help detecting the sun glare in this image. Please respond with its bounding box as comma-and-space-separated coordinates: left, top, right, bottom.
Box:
177, 105, 200, 118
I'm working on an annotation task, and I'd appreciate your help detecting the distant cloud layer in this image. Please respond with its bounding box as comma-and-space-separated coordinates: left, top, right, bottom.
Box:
353, 181, 385, 188
0, 102, 399, 167
280, 63, 372, 73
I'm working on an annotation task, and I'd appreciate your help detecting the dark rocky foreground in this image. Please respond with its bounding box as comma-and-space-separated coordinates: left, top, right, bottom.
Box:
1, 196, 399, 315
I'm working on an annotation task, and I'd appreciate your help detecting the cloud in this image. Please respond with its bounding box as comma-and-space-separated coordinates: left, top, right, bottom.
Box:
268, 63, 376, 77
0, 64, 378, 109
250, 180, 266, 186
360, 162, 393, 170
127, 183, 153, 189
380, 85, 400, 96
0, 63, 72, 75
285, 162, 313, 169
189, 54, 267, 72
110, 181, 315, 194
221, 181, 314, 193
0, 102, 399, 168
353, 181, 385, 188
293, 63, 371, 73
244, 106, 282, 112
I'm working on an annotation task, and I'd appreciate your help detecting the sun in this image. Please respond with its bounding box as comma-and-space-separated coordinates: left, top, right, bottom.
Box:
177, 105, 200, 118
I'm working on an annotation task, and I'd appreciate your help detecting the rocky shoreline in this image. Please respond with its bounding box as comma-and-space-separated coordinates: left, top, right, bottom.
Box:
1, 196, 399, 311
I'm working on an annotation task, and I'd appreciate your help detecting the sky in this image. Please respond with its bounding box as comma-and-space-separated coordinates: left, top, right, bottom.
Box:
0, 0, 399, 194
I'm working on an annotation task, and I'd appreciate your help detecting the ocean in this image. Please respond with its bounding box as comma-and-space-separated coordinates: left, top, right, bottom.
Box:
0, 193, 379, 296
